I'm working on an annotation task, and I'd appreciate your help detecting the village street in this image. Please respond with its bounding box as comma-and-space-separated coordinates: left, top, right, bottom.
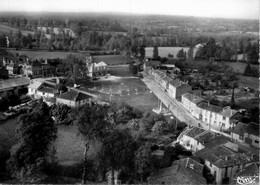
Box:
142, 74, 201, 128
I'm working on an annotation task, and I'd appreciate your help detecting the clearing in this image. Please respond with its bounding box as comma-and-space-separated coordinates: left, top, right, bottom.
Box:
0, 24, 34, 36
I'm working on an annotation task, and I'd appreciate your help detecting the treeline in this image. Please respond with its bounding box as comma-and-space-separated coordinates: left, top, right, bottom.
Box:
194, 37, 259, 64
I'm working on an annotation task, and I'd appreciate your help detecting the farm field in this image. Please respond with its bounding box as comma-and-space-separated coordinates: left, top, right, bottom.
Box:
0, 24, 34, 36
7, 49, 81, 60
145, 47, 197, 58
92, 55, 133, 65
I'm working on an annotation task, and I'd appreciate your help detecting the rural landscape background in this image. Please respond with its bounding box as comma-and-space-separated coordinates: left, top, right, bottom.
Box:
0, 0, 259, 184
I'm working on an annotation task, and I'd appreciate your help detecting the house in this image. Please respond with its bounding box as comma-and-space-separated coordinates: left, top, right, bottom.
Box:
23, 60, 56, 78
161, 76, 173, 90
150, 69, 166, 86
106, 170, 121, 185
6, 62, 22, 75
143, 60, 161, 74
197, 102, 223, 129
147, 157, 207, 185
56, 90, 92, 107
195, 144, 254, 185
168, 79, 192, 101
0, 77, 30, 97
87, 61, 108, 78
232, 162, 259, 185
181, 93, 205, 119
218, 107, 242, 131
231, 122, 248, 143
28, 81, 43, 97
243, 122, 259, 149
35, 85, 59, 99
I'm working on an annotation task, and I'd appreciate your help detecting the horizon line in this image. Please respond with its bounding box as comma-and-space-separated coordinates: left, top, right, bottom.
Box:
0, 10, 258, 21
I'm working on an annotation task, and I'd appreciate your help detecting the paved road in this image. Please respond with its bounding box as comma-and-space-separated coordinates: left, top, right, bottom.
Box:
142, 74, 200, 127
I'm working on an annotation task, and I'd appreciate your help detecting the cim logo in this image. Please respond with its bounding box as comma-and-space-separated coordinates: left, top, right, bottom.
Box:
234, 175, 259, 185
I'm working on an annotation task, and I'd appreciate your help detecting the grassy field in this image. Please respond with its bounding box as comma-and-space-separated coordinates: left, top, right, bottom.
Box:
7, 49, 81, 60
145, 47, 197, 58
92, 55, 133, 65
0, 24, 34, 36
237, 75, 259, 90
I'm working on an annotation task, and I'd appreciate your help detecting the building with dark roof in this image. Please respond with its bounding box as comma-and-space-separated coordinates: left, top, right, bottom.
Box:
147, 157, 207, 185
182, 93, 206, 119
244, 123, 259, 149
0, 77, 30, 97
168, 79, 192, 101
195, 144, 254, 185
143, 60, 161, 74
56, 90, 92, 107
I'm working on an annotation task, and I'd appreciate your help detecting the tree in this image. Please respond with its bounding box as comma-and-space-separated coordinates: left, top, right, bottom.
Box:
135, 143, 153, 183
187, 47, 194, 60
139, 45, 146, 61
176, 48, 186, 59
50, 104, 72, 125
129, 63, 138, 75
74, 104, 113, 184
7, 99, 57, 182
153, 45, 159, 59
244, 63, 252, 76
63, 54, 89, 84
100, 129, 136, 185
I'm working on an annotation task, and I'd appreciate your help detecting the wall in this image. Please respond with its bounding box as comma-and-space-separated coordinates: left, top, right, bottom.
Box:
56, 98, 76, 107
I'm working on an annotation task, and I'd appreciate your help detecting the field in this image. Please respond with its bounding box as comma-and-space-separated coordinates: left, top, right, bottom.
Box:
92, 55, 133, 65
7, 49, 81, 60
145, 47, 197, 58
237, 75, 259, 90
0, 24, 34, 36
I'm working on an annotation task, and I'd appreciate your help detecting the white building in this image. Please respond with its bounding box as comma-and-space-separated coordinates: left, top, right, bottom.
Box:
87, 61, 108, 78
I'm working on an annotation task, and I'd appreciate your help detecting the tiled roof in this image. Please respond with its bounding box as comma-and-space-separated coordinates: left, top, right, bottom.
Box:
57, 90, 92, 101
244, 122, 259, 136
186, 127, 205, 138
220, 107, 238, 118
28, 81, 43, 90
0, 77, 30, 90
144, 60, 161, 66
232, 122, 248, 135
148, 157, 206, 185
182, 93, 205, 104
195, 145, 251, 168
195, 131, 215, 144
169, 79, 182, 87
38, 86, 59, 94
197, 102, 223, 113
203, 135, 230, 149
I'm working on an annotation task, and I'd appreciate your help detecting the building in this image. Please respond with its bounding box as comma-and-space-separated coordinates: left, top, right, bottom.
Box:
150, 69, 166, 86
23, 60, 56, 78
0, 77, 30, 97
181, 93, 206, 119
143, 60, 161, 74
195, 144, 254, 185
56, 90, 92, 107
27, 81, 43, 97
86, 61, 108, 78
168, 79, 192, 101
243, 123, 259, 149
147, 157, 207, 185
231, 122, 248, 143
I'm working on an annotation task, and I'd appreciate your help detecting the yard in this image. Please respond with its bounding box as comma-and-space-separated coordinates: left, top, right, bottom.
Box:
7, 49, 81, 60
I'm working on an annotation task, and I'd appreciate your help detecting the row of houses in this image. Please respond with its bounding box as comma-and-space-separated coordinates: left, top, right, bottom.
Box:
181, 92, 259, 149
1, 56, 108, 79
144, 61, 192, 101
177, 126, 259, 185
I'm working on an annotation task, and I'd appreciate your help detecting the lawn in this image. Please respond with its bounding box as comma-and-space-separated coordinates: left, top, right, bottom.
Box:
145, 47, 196, 58
92, 55, 133, 65
237, 75, 259, 90
7, 49, 81, 60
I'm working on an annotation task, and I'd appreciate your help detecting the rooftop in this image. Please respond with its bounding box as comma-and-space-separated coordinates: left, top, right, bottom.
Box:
244, 122, 259, 136
232, 163, 259, 185
195, 145, 251, 168
185, 127, 205, 138
144, 60, 161, 66
37, 86, 59, 94
203, 135, 230, 149
148, 157, 206, 185
0, 77, 30, 90
182, 93, 205, 105
195, 131, 215, 144
220, 107, 238, 118
232, 122, 248, 135
57, 90, 92, 101
197, 102, 223, 113
28, 81, 43, 90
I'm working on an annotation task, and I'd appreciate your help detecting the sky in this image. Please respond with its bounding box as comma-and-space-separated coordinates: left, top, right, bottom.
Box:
0, 0, 259, 19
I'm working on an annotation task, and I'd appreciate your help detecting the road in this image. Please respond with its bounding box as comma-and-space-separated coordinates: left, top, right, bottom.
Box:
142, 74, 200, 128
